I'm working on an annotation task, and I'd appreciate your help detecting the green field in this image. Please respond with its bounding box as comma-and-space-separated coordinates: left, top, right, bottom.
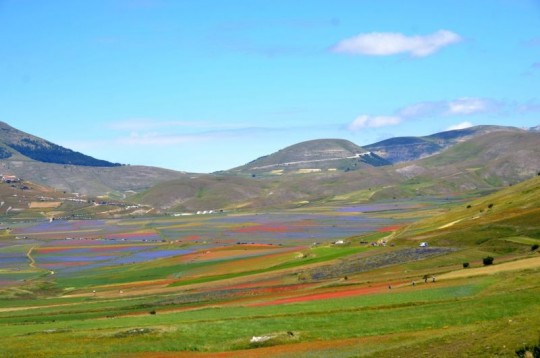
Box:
1, 177, 540, 357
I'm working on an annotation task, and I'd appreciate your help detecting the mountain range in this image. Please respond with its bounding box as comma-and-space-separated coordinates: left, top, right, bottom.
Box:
1, 121, 539, 214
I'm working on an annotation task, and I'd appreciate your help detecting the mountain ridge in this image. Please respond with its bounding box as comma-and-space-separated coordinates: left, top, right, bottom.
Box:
0, 121, 121, 167
135, 129, 540, 212
226, 125, 527, 175
364, 125, 523, 164
1, 121, 539, 206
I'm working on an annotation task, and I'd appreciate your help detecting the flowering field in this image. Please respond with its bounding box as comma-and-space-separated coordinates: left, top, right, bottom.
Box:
0, 203, 415, 286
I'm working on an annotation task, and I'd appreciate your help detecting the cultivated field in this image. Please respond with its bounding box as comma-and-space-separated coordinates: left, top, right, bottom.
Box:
1, 181, 539, 357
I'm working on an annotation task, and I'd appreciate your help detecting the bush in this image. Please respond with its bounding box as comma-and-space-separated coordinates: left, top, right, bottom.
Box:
463, 262, 470, 268
532, 244, 539, 252
483, 256, 494, 266
515, 342, 540, 358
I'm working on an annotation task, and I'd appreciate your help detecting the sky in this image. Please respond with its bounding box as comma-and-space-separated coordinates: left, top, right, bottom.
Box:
1, 0, 540, 173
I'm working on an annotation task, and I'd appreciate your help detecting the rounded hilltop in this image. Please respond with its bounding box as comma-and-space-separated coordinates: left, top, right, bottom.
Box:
228, 138, 390, 175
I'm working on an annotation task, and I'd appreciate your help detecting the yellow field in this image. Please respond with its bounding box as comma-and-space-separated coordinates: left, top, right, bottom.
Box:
28, 201, 61, 209
438, 256, 540, 280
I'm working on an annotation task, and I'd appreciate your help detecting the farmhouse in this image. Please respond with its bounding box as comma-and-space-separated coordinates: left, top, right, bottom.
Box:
1, 174, 20, 183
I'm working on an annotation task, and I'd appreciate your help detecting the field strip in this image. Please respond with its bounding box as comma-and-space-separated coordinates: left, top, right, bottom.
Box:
28, 201, 61, 209
0, 296, 142, 313
438, 219, 463, 229
26, 246, 36, 269
438, 256, 540, 280
502, 236, 540, 245
23, 229, 102, 236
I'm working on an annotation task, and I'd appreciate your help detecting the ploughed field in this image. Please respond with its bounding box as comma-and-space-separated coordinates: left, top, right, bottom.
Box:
0, 196, 539, 357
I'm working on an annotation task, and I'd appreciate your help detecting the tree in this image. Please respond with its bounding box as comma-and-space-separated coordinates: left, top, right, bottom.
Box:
483, 256, 494, 266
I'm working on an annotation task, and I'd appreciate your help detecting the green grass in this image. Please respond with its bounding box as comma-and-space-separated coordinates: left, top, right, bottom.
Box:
170, 246, 369, 287
2, 271, 538, 356
502, 236, 540, 245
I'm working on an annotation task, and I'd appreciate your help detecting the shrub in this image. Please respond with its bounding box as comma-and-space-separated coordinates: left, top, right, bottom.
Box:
515, 342, 540, 358
483, 256, 494, 266
488, 203, 494, 209
463, 262, 470, 268
532, 244, 539, 252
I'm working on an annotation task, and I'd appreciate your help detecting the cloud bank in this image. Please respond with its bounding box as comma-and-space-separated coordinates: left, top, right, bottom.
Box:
398, 97, 498, 119
348, 97, 501, 132
332, 30, 462, 57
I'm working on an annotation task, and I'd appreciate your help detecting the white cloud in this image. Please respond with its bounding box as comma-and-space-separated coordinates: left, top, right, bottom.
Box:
332, 30, 462, 57
447, 98, 491, 115
397, 97, 498, 119
348, 115, 401, 131
446, 121, 473, 131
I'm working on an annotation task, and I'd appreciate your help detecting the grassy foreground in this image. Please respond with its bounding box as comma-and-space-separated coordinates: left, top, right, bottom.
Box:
1, 269, 539, 357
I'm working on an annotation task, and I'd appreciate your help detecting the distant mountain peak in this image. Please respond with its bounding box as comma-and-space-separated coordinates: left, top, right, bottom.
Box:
227, 138, 391, 174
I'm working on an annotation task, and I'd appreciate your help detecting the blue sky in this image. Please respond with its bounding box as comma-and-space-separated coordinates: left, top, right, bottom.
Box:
1, 0, 539, 173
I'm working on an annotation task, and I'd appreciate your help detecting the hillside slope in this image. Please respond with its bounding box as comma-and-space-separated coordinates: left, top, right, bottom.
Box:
0, 160, 188, 198
0, 122, 187, 197
364, 125, 522, 163
396, 174, 540, 249
0, 122, 120, 167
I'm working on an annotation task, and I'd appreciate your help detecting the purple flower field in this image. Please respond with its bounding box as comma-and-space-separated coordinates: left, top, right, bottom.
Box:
1, 202, 421, 278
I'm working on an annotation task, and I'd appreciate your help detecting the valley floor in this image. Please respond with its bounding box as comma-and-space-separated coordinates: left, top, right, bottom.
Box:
1, 193, 539, 357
